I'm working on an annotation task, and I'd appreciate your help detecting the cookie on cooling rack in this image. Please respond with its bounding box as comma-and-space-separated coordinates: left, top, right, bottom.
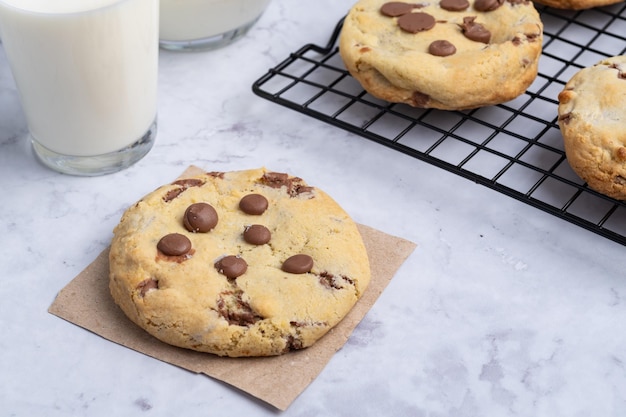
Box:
338, 0, 543, 110
109, 168, 371, 357
532, 0, 623, 10
558, 56, 626, 201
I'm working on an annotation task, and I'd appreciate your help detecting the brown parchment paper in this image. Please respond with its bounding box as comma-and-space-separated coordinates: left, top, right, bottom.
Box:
48, 166, 416, 411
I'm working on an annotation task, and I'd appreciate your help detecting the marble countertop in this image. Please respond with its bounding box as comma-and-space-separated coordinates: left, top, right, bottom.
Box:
2, 1, 626, 415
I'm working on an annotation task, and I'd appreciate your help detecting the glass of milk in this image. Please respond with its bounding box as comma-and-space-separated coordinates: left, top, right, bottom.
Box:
159, 0, 272, 52
0, 0, 159, 176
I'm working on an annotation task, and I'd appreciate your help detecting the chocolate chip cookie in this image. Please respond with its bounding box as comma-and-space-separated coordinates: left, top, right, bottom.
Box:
532, 0, 622, 10
109, 168, 371, 357
338, 0, 543, 110
558, 56, 626, 200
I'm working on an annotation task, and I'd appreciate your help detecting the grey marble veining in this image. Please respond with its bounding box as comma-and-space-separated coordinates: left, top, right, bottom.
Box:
2, 1, 626, 416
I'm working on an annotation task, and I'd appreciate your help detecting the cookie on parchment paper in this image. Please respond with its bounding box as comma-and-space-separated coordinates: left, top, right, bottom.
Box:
338, 0, 543, 110
558, 56, 626, 201
109, 168, 371, 357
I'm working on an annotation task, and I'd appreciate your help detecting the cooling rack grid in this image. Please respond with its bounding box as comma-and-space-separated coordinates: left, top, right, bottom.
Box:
252, 3, 626, 245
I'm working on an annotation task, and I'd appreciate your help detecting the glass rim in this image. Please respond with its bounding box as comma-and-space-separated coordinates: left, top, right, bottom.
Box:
0, 0, 135, 16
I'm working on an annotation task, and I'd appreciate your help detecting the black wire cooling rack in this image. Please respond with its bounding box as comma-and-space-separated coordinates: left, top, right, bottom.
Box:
252, 3, 626, 246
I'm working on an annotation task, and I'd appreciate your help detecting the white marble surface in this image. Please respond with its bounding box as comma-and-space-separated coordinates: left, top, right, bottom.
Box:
2, 1, 626, 416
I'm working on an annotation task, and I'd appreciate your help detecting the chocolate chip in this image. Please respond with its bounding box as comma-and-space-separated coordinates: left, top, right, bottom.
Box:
239, 194, 268, 215
157, 233, 192, 256
380, 1, 420, 16
284, 335, 304, 352
440, 0, 469, 11
183, 202, 218, 233
260, 172, 314, 197
461, 16, 491, 43
136, 278, 158, 297
282, 254, 314, 274
261, 172, 290, 187
295, 185, 315, 195
172, 178, 204, 187
429, 40, 457, 56
474, 0, 504, 10
243, 224, 271, 245
412, 91, 430, 107
215, 255, 248, 279
397, 12, 436, 33
217, 290, 262, 326
319, 272, 342, 290
164, 179, 205, 202
163, 189, 184, 202
319, 272, 355, 290
610, 63, 626, 79
206, 171, 225, 179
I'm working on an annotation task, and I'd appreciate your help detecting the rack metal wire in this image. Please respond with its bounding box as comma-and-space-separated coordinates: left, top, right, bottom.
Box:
252, 3, 626, 246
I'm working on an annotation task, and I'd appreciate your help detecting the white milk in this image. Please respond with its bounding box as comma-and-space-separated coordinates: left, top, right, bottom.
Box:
0, 0, 158, 157
159, 0, 271, 42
